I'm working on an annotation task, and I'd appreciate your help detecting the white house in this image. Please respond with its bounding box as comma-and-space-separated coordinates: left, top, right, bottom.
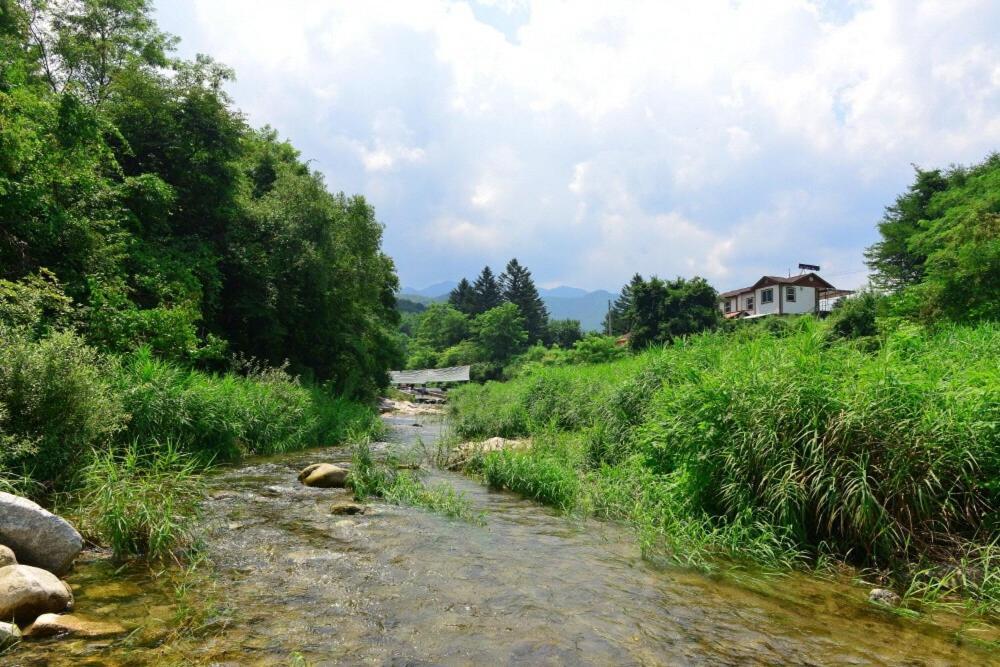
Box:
719, 273, 840, 318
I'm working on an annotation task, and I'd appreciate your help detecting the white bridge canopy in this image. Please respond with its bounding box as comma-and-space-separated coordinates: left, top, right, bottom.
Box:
389, 365, 471, 385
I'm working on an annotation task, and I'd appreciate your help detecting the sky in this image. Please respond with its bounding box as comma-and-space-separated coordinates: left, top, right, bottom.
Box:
153, 0, 1000, 292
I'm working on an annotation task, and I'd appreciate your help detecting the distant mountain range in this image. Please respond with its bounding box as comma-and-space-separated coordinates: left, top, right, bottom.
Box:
399, 283, 616, 332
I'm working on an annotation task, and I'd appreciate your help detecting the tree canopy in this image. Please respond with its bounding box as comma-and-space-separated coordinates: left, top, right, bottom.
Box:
0, 0, 401, 397
866, 154, 1000, 323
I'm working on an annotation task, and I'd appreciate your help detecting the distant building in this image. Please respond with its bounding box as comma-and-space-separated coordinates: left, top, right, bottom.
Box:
719, 272, 848, 319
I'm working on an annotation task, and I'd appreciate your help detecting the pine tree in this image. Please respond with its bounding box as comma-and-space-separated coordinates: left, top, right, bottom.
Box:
605, 273, 644, 335
499, 258, 548, 343
471, 266, 503, 314
448, 278, 477, 314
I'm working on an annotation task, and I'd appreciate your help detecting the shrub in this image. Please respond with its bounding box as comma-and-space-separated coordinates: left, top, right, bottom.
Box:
0, 330, 125, 487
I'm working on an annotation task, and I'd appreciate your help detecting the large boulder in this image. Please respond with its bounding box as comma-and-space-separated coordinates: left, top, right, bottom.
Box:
0, 492, 83, 575
0, 565, 74, 624
298, 463, 349, 488
24, 613, 126, 639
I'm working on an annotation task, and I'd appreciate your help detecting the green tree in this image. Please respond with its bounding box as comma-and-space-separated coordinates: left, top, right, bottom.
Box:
500, 258, 548, 343
547, 318, 583, 349
448, 277, 477, 314
416, 303, 470, 352
471, 265, 503, 315
473, 302, 527, 363
628, 276, 719, 349
605, 273, 643, 335
865, 166, 949, 291
26, 0, 176, 105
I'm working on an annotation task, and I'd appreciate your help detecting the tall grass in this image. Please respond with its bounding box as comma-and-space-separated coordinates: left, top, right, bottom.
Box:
77, 443, 204, 559
0, 331, 384, 559
350, 440, 481, 522
448, 318, 1000, 611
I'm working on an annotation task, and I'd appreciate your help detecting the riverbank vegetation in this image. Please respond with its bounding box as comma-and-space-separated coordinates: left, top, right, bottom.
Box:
448, 153, 1000, 618
0, 0, 394, 558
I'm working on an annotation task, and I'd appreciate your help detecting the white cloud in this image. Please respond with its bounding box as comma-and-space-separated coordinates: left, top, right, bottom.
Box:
158, 0, 1000, 291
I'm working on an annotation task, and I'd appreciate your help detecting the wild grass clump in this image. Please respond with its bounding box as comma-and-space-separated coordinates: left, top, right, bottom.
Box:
117, 348, 380, 463
76, 443, 204, 560
350, 441, 481, 522
448, 318, 1000, 613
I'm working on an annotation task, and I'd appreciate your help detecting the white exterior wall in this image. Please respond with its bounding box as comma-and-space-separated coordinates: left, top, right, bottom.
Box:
782, 285, 817, 314
755, 286, 780, 315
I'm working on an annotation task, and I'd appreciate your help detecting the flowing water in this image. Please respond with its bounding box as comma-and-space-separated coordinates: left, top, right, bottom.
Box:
8, 416, 998, 665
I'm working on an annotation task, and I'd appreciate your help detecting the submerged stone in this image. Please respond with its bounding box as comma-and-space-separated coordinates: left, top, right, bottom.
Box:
24, 613, 126, 639
868, 588, 901, 607
298, 463, 349, 488
0, 491, 83, 576
0, 565, 74, 624
330, 502, 366, 515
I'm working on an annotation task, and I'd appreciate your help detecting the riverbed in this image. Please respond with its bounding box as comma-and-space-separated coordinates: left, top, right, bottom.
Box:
8, 416, 997, 665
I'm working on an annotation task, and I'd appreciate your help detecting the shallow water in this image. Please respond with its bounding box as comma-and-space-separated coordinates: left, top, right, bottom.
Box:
9, 416, 998, 665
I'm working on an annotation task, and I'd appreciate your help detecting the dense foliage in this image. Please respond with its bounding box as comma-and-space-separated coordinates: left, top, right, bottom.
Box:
604, 273, 720, 347
450, 319, 1000, 615
866, 154, 1000, 322
403, 258, 582, 379
0, 0, 393, 557
1, 0, 401, 396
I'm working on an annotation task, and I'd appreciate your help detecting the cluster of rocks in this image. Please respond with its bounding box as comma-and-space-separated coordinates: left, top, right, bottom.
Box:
0, 492, 125, 648
445, 436, 532, 470
297, 464, 366, 515
377, 398, 445, 416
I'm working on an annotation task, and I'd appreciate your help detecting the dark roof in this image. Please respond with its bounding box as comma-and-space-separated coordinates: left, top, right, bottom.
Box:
749, 272, 835, 291
720, 273, 836, 299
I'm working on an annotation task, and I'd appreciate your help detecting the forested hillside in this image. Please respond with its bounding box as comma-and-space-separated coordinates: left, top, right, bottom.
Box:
0, 0, 401, 395
0, 0, 398, 554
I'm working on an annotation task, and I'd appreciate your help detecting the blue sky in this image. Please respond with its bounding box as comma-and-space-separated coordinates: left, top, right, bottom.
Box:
153, 0, 1000, 292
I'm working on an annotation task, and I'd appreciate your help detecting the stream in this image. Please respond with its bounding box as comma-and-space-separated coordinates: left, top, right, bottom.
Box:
8, 416, 998, 665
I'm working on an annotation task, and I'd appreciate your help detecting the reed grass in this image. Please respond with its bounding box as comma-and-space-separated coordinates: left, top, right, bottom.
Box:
350, 440, 482, 522
448, 318, 1000, 613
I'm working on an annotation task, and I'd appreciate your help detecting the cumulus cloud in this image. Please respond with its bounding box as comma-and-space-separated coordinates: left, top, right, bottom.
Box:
155, 0, 1000, 291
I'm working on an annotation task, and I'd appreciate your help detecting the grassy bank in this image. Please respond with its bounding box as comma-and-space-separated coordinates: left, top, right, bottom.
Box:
448, 318, 1000, 616
0, 328, 382, 559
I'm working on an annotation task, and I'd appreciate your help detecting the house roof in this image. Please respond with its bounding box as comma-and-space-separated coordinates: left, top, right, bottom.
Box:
719, 286, 753, 298
749, 272, 835, 291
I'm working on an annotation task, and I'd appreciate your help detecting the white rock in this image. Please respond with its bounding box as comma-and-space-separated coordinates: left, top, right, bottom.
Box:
0, 491, 83, 575
0, 564, 74, 624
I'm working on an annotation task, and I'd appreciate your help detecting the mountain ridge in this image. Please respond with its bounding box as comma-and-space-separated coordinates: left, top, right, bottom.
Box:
398, 283, 616, 331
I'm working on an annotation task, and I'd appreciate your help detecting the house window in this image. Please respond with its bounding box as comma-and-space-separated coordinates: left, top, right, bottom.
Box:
724, 300, 731, 313
746, 296, 754, 310
761, 288, 773, 304
786, 286, 796, 302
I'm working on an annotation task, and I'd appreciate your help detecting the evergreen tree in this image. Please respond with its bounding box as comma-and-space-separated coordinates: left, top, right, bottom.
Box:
864, 166, 949, 291
499, 258, 548, 343
471, 266, 503, 314
448, 278, 477, 314
628, 276, 719, 349
605, 273, 644, 335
